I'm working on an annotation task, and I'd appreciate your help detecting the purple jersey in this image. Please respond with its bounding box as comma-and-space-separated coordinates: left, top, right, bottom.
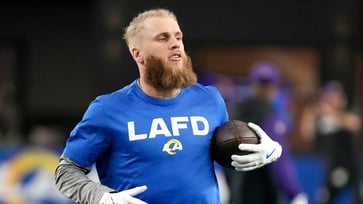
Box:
262, 113, 302, 200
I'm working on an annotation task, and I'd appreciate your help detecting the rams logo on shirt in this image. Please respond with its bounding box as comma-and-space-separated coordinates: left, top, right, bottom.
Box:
162, 139, 183, 155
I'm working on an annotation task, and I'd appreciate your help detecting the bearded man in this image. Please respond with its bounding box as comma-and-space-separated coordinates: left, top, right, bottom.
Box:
54, 8, 282, 204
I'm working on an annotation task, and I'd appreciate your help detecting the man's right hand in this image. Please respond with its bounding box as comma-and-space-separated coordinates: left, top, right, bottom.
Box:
99, 185, 148, 204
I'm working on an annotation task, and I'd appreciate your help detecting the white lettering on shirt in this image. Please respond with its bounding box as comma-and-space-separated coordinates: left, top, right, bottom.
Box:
128, 116, 209, 141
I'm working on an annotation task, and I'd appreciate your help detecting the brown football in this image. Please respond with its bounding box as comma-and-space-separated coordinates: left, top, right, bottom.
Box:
210, 120, 259, 168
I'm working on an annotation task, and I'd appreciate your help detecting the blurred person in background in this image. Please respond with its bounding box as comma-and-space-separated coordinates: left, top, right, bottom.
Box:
228, 61, 308, 204
299, 80, 362, 204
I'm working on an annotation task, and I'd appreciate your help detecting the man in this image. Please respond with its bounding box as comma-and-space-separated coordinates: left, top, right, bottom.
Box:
54, 8, 282, 204
228, 61, 307, 204
300, 81, 362, 204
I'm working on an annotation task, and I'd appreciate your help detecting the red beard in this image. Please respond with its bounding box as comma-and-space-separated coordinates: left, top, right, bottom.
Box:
144, 53, 197, 91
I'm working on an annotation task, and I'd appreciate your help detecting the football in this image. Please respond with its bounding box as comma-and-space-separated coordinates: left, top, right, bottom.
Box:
210, 120, 259, 168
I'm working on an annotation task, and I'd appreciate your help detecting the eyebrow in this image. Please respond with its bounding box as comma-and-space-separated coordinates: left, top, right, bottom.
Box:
155, 31, 183, 38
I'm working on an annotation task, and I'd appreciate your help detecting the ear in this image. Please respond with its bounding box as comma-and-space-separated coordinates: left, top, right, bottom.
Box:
131, 47, 144, 64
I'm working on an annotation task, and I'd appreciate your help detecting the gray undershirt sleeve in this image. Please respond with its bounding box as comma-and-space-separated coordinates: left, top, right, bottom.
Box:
54, 155, 115, 204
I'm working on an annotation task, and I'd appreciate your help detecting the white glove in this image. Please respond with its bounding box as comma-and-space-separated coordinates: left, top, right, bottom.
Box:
99, 185, 148, 204
231, 122, 282, 171
291, 193, 309, 204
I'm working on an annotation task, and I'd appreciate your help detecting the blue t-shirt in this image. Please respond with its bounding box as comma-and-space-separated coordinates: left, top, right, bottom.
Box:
63, 80, 229, 204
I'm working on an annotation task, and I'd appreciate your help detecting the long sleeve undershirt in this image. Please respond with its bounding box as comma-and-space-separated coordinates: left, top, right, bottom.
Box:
54, 155, 115, 204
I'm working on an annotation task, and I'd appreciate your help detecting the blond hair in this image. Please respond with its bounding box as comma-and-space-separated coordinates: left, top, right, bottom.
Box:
123, 8, 177, 48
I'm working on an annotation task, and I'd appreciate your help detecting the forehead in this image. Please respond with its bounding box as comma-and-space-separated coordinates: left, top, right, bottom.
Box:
142, 16, 181, 36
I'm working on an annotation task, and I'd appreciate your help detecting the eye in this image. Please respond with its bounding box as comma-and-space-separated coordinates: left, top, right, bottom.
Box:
175, 34, 183, 41
157, 34, 169, 42
158, 37, 168, 42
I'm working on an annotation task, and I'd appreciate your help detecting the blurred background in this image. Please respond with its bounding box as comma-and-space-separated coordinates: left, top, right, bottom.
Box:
0, 0, 362, 203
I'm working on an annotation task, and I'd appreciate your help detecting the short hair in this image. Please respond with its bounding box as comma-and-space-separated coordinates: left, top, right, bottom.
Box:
123, 8, 177, 48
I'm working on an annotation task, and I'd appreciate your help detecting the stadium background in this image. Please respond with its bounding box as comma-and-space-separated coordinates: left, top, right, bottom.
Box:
0, 1, 362, 203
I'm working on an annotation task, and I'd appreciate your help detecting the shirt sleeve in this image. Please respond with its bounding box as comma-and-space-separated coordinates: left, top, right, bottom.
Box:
207, 85, 229, 123
54, 155, 116, 204
63, 99, 112, 168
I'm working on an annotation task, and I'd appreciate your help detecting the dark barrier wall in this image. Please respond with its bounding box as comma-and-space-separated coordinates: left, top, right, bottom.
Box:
0, 0, 361, 140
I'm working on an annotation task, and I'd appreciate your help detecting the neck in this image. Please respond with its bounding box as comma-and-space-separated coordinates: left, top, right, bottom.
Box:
138, 79, 181, 99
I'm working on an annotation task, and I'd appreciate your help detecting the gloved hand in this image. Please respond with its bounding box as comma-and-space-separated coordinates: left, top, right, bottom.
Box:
231, 122, 282, 171
99, 185, 148, 204
291, 193, 309, 204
